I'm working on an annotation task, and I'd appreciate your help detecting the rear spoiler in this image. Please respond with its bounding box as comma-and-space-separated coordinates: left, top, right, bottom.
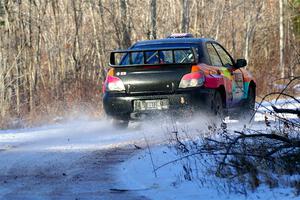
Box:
109, 47, 198, 68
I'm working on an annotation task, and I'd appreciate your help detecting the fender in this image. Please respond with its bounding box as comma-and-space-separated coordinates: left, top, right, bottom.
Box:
240, 68, 256, 99
197, 64, 233, 106
197, 64, 231, 89
204, 74, 225, 88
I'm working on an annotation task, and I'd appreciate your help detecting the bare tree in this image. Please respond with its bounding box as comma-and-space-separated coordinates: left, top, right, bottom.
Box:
243, 0, 263, 65
181, 0, 190, 33
150, 0, 157, 39
0, 0, 299, 128
120, 0, 131, 48
279, 0, 285, 78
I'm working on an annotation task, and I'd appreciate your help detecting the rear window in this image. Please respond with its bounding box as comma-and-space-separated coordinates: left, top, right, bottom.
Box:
119, 44, 200, 65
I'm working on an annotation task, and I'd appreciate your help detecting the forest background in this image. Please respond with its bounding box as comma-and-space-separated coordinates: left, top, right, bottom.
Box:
0, 0, 299, 128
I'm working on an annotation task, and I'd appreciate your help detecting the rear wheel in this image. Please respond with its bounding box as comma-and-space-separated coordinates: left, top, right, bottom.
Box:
212, 90, 224, 118
206, 90, 224, 120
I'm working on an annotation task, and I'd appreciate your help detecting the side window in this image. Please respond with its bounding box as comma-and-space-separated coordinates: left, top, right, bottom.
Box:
174, 49, 195, 63
206, 43, 222, 66
212, 43, 233, 66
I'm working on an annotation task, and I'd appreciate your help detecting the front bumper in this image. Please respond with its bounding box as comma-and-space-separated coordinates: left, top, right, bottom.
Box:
103, 88, 213, 120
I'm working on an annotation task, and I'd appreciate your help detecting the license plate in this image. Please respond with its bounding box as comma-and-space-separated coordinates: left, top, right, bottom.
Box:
134, 99, 169, 111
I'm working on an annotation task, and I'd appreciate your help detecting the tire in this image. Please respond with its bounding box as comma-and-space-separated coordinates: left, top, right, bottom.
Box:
112, 119, 129, 129
212, 90, 224, 118
240, 86, 256, 120
206, 90, 224, 120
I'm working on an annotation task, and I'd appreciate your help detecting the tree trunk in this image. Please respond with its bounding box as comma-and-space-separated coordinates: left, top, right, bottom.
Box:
230, 0, 236, 58
181, 0, 189, 33
120, 0, 131, 48
279, 0, 285, 78
98, 0, 106, 80
72, 0, 82, 73
90, 2, 101, 68
150, 0, 157, 39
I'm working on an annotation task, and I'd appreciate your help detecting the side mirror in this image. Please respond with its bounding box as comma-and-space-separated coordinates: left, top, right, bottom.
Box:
235, 59, 247, 68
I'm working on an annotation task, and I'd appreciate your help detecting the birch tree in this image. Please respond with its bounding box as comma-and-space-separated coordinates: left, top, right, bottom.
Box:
279, 0, 285, 78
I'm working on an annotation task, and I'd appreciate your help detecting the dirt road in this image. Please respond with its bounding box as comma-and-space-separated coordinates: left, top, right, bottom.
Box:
0, 120, 153, 200
0, 115, 268, 200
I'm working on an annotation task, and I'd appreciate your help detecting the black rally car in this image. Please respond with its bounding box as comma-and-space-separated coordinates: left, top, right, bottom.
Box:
102, 34, 256, 127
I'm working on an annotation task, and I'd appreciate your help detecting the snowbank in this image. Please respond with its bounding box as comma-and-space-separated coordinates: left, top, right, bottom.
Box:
117, 145, 297, 200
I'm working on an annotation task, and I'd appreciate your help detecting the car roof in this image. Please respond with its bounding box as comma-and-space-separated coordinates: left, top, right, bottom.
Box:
132, 38, 215, 48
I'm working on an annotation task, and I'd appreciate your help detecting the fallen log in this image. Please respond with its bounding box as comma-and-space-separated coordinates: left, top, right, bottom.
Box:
272, 105, 300, 117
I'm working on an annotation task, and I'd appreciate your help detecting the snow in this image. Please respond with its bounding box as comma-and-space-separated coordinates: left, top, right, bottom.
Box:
0, 119, 168, 199
254, 97, 300, 122
117, 145, 296, 200
115, 99, 300, 200
0, 98, 299, 199
0, 119, 158, 152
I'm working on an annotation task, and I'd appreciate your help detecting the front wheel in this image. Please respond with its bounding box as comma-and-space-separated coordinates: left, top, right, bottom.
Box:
240, 86, 256, 120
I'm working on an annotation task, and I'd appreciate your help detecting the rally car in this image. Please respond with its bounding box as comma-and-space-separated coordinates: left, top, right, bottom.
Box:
102, 34, 256, 128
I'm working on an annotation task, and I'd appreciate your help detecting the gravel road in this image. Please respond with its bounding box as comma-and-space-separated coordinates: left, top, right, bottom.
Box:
0, 120, 154, 200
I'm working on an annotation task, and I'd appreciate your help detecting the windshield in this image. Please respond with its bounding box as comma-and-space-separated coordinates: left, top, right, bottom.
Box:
117, 44, 199, 66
